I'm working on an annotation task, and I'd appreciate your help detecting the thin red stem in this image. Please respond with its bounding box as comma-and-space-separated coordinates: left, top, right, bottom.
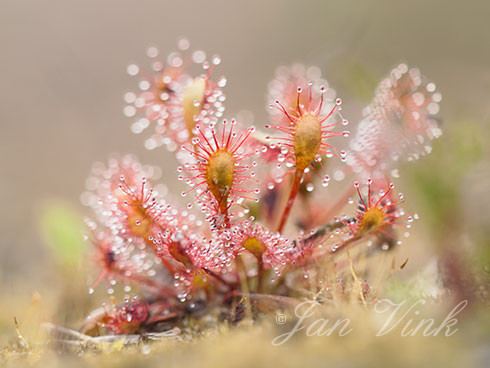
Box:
277, 168, 304, 233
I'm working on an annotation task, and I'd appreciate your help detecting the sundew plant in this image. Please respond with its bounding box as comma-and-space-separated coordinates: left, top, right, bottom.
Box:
79, 40, 442, 336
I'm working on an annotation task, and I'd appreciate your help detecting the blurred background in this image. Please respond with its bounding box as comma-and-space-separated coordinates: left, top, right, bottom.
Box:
1, 0, 489, 361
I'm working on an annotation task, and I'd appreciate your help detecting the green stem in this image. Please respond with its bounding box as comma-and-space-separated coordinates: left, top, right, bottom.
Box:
234, 256, 252, 318
256, 257, 264, 293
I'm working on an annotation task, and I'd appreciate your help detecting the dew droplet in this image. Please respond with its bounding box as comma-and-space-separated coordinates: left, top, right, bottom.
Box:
127, 64, 139, 76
